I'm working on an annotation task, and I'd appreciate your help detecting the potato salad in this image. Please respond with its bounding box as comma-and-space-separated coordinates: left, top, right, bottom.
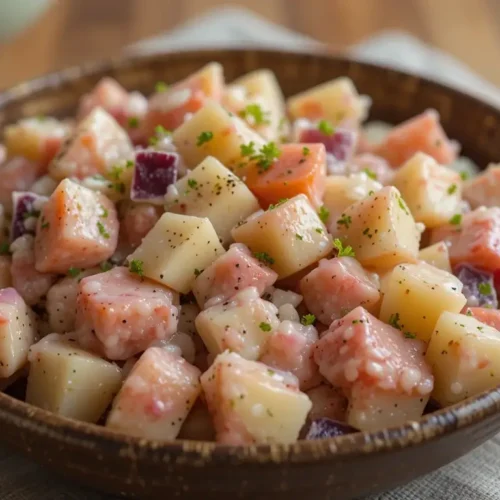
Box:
0, 62, 498, 445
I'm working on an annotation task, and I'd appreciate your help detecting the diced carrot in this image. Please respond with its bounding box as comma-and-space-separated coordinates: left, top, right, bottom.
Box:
464, 307, 500, 330
372, 110, 458, 167
245, 143, 326, 208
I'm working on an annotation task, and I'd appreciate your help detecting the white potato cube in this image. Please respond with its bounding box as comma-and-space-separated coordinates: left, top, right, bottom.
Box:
172, 101, 265, 171
231, 195, 331, 279
334, 186, 420, 269
426, 312, 500, 406
0, 288, 36, 377
26, 333, 122, 423
287, 77, 370, 126
107, 347, 201, 439
201, 351, 311, 444
393, 153, 462, 228
379, 262, 467, 342
419, 241, 452, 273
128, 213, 225, 293
195, 287, 279, 360
165, 156, 259, 245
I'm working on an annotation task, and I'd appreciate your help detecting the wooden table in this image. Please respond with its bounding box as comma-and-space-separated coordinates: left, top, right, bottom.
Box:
1, 0, 500, 90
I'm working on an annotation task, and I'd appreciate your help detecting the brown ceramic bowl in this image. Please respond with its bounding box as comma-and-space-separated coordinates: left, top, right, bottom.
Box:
1, 48, 500, 500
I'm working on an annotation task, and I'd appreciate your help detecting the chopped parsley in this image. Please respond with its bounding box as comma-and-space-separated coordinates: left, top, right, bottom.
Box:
302, 146, 310, 156
126, 160, 134, 169
129, 259, 144, 277
259, 322, 272, 332
148, 136, 159, 146
155, 81, 169, 93
478, 282, 492, 296
333, 238, 355, 257
388, 312, 401, 330
449, 214, 462, 225
252, 142, 281, 172
112, 182, 126, 194
362, 168, 377, 180
460, 171, 470, 181
268, 198, 289, 210
97, 221, 110, 239
40, 218, 49, 229
196, 131, 213, 146
100, 206, 108, 218
239, 103, 270, 125
295, 233, 304, 241
187, 179, 198, 189
99, 261, 113, 272
254, 252, 275, 265
398, 196, 409, 215
447, 184, 457, 195
404, 332, 417, 339
0, 242, 10, 255
318, 119, 334, 136
128, 116, 139, 129
337, 213, 352, 229
240, 141, 257, 157
301, 314, 316, 326
22, 209, 40, 220
267, 369, 275, 376
67, 267, 81, 278
110, 165, 124, 180
155, 125, 170, 137
315, 228, 323, 234
194, 268, 202, 277
318, 205, 330, 224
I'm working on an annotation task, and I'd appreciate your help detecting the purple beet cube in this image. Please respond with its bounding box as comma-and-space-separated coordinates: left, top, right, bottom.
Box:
454, 264, 498, 309
131, 150, 179, 204
11, 191, 48, 242
305, 418, 358, 440
297, 126, 358, 162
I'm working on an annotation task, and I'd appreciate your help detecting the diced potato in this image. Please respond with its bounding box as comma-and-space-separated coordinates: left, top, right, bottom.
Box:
26, 333, 122, 423
121, 202, 161, 249
195, 287, 279, 360
463, 164, 500, 208
334, 186, 420, 269
0, 288, 36, 377
419, 241, 452, 273
287, 77, 370, 126
322, 173, 383, 227
426, 312, 500, 406
165, 156, 259, 245
192, 243, 277, 309
34, 179, 119, 273
0, 256, 12, 288
379, 262, 467, 342
231, 195, 331, 279
48, 107, 134, 181
393, 153, 462, 228
128, 213, 225, 293
300, 257, 381, 325
201, 351, 312, 444
172, 101, 265, 171
224, 69, 287, 141
107, 347, 200, 439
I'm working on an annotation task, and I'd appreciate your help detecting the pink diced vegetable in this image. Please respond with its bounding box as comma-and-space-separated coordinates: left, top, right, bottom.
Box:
75, 267, 179, 360
10, 192, 48, 242
296, 124, 357, 161
454, 264, 497, 309
465, 307, 500, 330
0, 157, 39, 211
348, 153, 394, 185
463, 166, 500, 209
121, 203, 162, 249
130, 150, 179, 204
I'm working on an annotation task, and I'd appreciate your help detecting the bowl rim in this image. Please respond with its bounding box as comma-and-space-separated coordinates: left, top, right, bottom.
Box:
2, 47, 500, 465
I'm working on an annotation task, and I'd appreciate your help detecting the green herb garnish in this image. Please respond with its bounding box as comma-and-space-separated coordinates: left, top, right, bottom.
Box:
97, 221, 110, 239
301, 314, 316, 326
196, 131, 214, 146
67, 267, 81, 278
259, 322, 272, 332
254, 252, 275, 265
449, 214, 462, 225
128, 117, 139, 129
318, 119, 334, 136
337, 213, 352, 229
447, 184, 457, 195
363, 168, 377, 180
478, 282, 493, 295
129, 259, 144, 277
239, 104, 270, 125
333, 238, 355, 257
318, 205, 330, 224
155, 81, 169, 93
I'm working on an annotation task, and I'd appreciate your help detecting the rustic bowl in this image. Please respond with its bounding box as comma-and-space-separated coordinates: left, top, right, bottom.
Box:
1, 48, 500, 500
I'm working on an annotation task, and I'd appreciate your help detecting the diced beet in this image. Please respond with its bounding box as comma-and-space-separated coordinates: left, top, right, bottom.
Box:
298, 127, 357, 162
305, 418, 357, 439
11, 192, 48, 242
454, 264, 498, 309
131, 150, 179, 204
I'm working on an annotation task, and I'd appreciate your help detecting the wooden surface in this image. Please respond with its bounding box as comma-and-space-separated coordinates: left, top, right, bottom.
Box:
1, 0, 500, 90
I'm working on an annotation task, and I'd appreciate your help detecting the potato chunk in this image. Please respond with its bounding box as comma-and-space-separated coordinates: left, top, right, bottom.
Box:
426, 312, 500, 406
393, 153, 462, 228
164, 156, 259, 245
128, 213, 225, 293
231, 195, 331, 279
202, 351, 312, 444
26, 333, 122, 423
300, 257, 381, 325
75, 267, 179, 360
192, 243, 277, 309
195, 287, 279, 360
463, 164, 500, 208
106, 347, 201, 439
379, 262, 466, 342
49, 107, 134, 181
34, 179, 119, 273
334, 186, 420, 269
172, 101, 265, 170
418, 241, 452, 273
287, 77, 370, 126
0, 288, 36, 377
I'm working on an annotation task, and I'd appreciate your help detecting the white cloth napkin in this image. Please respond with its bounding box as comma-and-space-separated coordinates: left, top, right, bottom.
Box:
5, 7, 500, 500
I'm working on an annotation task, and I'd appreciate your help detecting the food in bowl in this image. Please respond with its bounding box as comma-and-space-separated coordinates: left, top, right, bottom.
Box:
0, 61, 498, 446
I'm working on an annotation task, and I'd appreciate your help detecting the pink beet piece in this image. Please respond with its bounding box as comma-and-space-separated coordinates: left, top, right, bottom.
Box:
131, 150, 179, 203
75, 266, 180, 360
10, 192, 48, 241
314, 307, 433, 397
0, 287, 23, 306
192, 243, 278, 309
298, 126, 357, 162
300, 257, 381, 326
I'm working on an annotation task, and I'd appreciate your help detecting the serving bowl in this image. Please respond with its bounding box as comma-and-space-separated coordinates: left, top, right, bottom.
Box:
1, 48, 500, 500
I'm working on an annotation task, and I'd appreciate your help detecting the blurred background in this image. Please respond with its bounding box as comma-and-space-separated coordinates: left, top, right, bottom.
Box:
0, 0, 499, 90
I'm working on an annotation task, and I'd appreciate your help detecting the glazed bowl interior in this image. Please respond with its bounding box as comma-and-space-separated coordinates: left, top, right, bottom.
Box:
1, 48, 500, 498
